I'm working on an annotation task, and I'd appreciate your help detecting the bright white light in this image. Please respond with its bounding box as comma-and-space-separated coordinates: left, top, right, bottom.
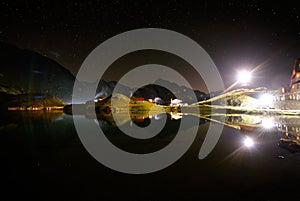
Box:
237, 70, 252, 84
259, 94, 274, 107
262, 118, 274, 129
244, 137, 254, 147
170, 112, 183, 120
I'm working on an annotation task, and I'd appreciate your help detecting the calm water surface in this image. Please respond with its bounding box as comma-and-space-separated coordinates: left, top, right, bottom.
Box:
1, 111, 300, 200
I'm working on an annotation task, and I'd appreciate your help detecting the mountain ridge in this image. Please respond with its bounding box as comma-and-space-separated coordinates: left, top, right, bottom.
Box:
0, 42, 209, 106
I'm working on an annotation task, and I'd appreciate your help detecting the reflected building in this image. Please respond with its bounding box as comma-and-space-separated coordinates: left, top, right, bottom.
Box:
275, 117, 300, 135
274, 117, 300, 152
222, 114, 300, 152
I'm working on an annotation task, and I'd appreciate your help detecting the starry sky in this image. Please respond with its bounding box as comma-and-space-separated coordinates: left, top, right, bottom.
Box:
1, 0, 300, 92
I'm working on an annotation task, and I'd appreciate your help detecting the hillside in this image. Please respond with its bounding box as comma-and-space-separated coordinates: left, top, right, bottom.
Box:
7, 93, 65, 110
132, 79, 208, 104
0, 42, 208, 106
0, 42, 75, 102
0, 42, 129, 104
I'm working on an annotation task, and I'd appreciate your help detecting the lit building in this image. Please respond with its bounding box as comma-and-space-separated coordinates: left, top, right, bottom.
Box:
273, 58, 300, 110
135, 97, 144, 102
170, 99, 188, 106
289, 58, 300, 92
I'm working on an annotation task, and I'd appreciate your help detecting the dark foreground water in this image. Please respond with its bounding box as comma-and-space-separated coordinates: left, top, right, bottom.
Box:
1, 111, 300, 200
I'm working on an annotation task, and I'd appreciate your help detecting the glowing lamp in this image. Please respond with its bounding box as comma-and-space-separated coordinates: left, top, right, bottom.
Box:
237, 70, 252, 84
262, 118, 274, 129
244, 137, 254, 148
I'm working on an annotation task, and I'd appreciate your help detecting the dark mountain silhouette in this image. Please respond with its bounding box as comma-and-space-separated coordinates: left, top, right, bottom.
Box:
0, 42, 126, 103
0, 42, 75, 102
133, 79, 209, 104
0, 42, 208, 106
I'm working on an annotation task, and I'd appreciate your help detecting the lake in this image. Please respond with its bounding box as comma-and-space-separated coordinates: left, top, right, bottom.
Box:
1, 111, 300, 200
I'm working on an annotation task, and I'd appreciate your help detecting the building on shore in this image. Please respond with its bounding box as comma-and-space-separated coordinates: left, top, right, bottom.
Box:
273, 58, 300, 110
289, 58, 300, 92
170, 98, 188, 107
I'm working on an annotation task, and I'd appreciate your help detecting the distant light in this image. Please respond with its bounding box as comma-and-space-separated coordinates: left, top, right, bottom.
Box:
170, 112, 183, 120
244, 137, 254, 147
237, 70, 252, 84
259, 94, 274, 107
262, 118, 274, 129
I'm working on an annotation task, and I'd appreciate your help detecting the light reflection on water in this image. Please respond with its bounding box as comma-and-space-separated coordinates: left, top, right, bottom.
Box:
2, 111, 300, 153
1, 111, 300, 199
206, 113, 300, 153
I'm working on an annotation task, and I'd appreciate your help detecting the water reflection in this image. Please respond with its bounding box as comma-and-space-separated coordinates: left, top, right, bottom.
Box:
2, 109, 300, 199
75, 105, 300, 155
243, 137, 254, 148
208, 114, 300, 153
80, 107, 300, 154
3, 109, 300, 155
0, 110, 64, 131
276, 117, 300, 153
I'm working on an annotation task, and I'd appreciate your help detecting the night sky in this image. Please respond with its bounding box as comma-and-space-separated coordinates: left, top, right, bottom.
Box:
1, 0, 300, 91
